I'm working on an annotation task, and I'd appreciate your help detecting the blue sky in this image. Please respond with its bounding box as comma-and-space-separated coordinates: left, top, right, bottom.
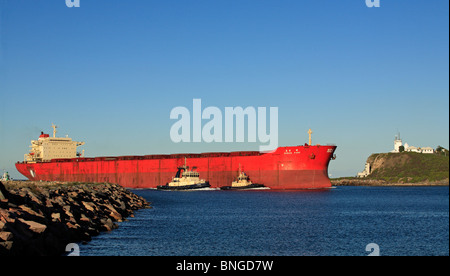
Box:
0, 0, 449, 179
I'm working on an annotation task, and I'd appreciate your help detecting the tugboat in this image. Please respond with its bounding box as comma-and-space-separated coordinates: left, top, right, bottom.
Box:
157, 158, 210, 190
220, 165, 266, 190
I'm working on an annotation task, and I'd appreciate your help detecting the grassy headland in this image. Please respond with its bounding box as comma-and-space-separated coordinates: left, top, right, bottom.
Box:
332, 152, 449, 186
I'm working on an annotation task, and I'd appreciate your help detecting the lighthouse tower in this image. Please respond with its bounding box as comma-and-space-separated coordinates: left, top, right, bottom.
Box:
392, 133, 403, 153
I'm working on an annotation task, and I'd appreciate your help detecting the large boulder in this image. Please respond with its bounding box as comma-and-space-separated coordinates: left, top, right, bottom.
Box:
0, 181, 9, 201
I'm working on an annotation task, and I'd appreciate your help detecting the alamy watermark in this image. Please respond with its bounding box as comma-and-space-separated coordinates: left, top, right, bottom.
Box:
66, 243, 80, 256
366, 243, 380, 256
366, 0, 381, 8
66, 0, 80, 8
170, 99, 278, 152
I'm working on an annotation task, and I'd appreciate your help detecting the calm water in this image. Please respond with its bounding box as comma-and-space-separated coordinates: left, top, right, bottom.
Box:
79, 186, 449, 256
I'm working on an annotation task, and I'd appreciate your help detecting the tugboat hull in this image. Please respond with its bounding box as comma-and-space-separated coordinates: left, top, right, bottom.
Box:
220, 184, 266, 190
157, 182, 211, 191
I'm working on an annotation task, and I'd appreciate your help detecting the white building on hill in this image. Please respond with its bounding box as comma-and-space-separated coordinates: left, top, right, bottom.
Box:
420, 147, 434, 154
357, 163, 371, 178
390, 133, 434, 154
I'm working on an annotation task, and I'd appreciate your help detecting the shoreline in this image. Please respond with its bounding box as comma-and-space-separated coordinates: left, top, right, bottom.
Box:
331, 178, 449, 187
0, 180, 150, 256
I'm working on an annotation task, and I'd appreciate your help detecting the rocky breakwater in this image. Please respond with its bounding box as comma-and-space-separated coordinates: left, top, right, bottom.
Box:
0, 181, 150, 256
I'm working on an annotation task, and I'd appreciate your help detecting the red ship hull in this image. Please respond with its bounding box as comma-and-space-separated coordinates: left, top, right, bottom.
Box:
15, 145, 336, 190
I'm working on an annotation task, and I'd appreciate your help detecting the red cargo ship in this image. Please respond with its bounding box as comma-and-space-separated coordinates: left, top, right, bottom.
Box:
15, 126, 336, 190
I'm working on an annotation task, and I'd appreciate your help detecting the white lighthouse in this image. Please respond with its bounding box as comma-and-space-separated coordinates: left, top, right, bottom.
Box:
391, 133, 403, 153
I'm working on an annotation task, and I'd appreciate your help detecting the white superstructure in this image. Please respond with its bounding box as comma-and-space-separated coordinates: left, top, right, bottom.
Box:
167, 158, 208, 187
24, 124, 85, 162
231, 164, 253, 187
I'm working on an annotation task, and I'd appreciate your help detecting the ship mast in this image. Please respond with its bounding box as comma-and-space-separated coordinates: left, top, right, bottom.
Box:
308, 129, 313, 146
51, 123, 58, 138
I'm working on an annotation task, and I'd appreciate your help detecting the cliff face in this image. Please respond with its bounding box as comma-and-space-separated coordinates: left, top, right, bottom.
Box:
367, 153, 413, 173
365, 152, 449, 183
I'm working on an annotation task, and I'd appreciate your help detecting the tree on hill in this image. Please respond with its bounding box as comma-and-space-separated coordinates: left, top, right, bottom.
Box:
436, 146, 448, 156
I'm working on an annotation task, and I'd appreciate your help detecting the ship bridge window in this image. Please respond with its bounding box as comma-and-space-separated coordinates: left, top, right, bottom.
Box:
183, 172, 199, 177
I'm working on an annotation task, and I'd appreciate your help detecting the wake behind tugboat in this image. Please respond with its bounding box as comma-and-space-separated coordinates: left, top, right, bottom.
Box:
220, 184, 268, 191
157, 183, 211, 191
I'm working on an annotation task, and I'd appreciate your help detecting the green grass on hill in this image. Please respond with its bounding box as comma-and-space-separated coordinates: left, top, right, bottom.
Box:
366, 152, 449, 183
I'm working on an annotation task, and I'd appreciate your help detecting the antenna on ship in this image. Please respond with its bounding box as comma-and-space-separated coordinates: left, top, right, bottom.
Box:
51, 123, 58, 138
308, 129, 313, 146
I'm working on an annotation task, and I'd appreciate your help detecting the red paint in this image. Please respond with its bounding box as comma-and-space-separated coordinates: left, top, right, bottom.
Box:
16, 145, 336, 190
